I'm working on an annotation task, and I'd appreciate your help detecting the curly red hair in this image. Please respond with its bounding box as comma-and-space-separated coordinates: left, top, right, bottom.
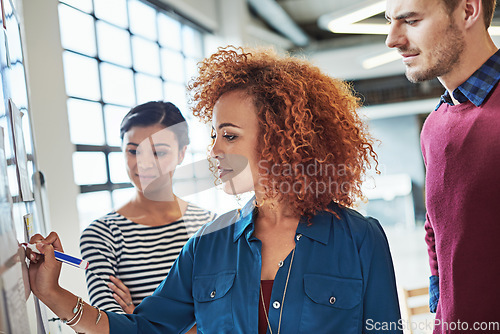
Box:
188, 46, 377, 217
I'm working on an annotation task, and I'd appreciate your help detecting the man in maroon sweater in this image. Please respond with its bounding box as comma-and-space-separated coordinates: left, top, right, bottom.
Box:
385, 0, 500, 333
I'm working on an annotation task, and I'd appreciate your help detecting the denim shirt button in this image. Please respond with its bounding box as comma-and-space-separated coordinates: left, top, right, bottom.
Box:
210, 290, 216, 298
272, 301, 280, 309
278, 261, 284, 267
296, 234, 302, 241
329, 296, 336, 304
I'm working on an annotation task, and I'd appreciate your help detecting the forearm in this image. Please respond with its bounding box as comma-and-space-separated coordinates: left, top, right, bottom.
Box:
424, 215, 439, 275
42, 287, 110, 333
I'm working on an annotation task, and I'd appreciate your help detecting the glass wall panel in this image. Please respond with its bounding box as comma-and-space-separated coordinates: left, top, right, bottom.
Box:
108, 152, 129, 184
128, 0, 157, 40
135, 73, 163, 104
131, 36, 161, 76
94, 0, 128, 28
96, 21, 132, 67
72, 152, 108, 185
158, 13, 182, 50
67, 99, 105, 145
104, 104, 130, 147
60, 0, 93, 14
62, 52, 101, 100
161, 48, 184, 83
58, 4, 96, 56
100, 62, 135, 106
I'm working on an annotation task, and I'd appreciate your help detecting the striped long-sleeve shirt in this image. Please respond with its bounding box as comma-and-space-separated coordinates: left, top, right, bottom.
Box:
80, 203, 215, 313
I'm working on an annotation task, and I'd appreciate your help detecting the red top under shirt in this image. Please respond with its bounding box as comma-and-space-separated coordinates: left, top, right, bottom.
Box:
259, 280, 274, 334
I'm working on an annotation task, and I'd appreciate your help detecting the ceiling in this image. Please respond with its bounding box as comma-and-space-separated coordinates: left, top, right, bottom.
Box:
246, 0, 444, 105
248, 0, 500, 82
276, 0, 381, 42
254, 0, 390, 46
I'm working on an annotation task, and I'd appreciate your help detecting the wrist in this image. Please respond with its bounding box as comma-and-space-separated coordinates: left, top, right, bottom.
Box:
38, 286, 66, 307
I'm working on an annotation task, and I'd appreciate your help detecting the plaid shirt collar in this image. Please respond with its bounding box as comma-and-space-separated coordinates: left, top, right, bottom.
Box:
435, 48, 500, 110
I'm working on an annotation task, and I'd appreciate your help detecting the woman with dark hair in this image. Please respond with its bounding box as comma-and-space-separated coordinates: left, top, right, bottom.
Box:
27, 47, 401, 333
80, 101, 214, 319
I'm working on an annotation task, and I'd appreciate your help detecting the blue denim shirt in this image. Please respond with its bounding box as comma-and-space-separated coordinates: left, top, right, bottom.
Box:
107, 199, 402, 333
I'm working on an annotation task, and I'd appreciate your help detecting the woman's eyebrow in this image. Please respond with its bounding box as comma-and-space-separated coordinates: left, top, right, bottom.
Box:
218, 122, 241, 130
153, 143, 171, 148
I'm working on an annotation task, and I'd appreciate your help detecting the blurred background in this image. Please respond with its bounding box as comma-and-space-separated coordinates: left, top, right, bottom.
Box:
10, 0, 500, 332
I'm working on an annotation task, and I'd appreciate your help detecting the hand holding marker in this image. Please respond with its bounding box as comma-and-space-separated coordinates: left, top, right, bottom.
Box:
23, 242, 89, 270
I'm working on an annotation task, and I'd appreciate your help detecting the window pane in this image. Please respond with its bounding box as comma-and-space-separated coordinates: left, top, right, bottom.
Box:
161, 49, 184, 83
158, 13, 181, 50
96, 21, 132, 67
77, 191, 112, 231
94, 0, 128, 28
100, 63, 135, 106
104, 104, 130, 147
58, 4, 96, 56
184, 58, 199, 83
128, 0, 157, 41
188, 122, 211, 153
72, 152, 108, 185
164, 82, 187, 114
132, 36, 160, 76
62, 52, 101, 100
182, 25, 203, 58
60, 0, 93, 14
135, 73, 163, 104
112, 187, 135, 208
67, 99, 105, 145
108, 152, 129, 183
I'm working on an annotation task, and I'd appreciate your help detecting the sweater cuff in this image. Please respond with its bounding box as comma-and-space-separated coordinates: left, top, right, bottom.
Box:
429, 275, 439, 313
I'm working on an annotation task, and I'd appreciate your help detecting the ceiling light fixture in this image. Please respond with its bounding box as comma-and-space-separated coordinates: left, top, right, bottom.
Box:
362, 50, 400, 69
318, 0, 387, 35
319, 0, 500, 36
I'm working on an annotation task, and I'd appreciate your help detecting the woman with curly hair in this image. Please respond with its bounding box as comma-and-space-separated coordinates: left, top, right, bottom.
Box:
27, 46, 402, 334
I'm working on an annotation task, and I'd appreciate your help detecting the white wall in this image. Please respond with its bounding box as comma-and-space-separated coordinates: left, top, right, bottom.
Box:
20, 0, 87, 332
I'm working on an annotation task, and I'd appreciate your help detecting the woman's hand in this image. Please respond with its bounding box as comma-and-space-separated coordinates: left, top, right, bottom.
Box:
27, 232, 64, 302
109, 275, 135, 314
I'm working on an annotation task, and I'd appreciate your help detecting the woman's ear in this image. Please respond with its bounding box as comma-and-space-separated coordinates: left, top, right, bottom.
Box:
178, 146, 187, 165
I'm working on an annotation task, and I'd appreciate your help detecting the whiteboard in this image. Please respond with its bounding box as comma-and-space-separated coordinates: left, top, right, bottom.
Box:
0, 0, 51, 333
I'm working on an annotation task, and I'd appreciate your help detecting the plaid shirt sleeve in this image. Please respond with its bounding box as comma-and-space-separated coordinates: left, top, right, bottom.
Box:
429, 275, 440, 313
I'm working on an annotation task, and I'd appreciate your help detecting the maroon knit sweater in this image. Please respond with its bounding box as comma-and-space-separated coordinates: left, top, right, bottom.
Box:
421, 86, 500, 333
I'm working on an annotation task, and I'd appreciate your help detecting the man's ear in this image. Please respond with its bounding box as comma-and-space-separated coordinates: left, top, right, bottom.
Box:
463, 0, 483, 29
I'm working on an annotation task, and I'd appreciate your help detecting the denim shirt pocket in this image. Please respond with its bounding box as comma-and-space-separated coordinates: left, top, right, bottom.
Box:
300, 274, 363, 333
193, 270, 236, 332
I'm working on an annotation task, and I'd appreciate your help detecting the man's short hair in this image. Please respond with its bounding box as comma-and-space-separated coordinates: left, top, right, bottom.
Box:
442, 0, 496, 27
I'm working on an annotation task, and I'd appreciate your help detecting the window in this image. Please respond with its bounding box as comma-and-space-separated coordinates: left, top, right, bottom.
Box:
58, 0, 232, 230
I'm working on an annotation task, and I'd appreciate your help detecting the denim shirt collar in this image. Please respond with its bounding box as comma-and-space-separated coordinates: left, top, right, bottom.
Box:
233, 196, 332, 245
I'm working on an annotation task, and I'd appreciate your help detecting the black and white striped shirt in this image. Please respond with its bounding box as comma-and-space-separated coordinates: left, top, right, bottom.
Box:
80, 203, 215, 313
